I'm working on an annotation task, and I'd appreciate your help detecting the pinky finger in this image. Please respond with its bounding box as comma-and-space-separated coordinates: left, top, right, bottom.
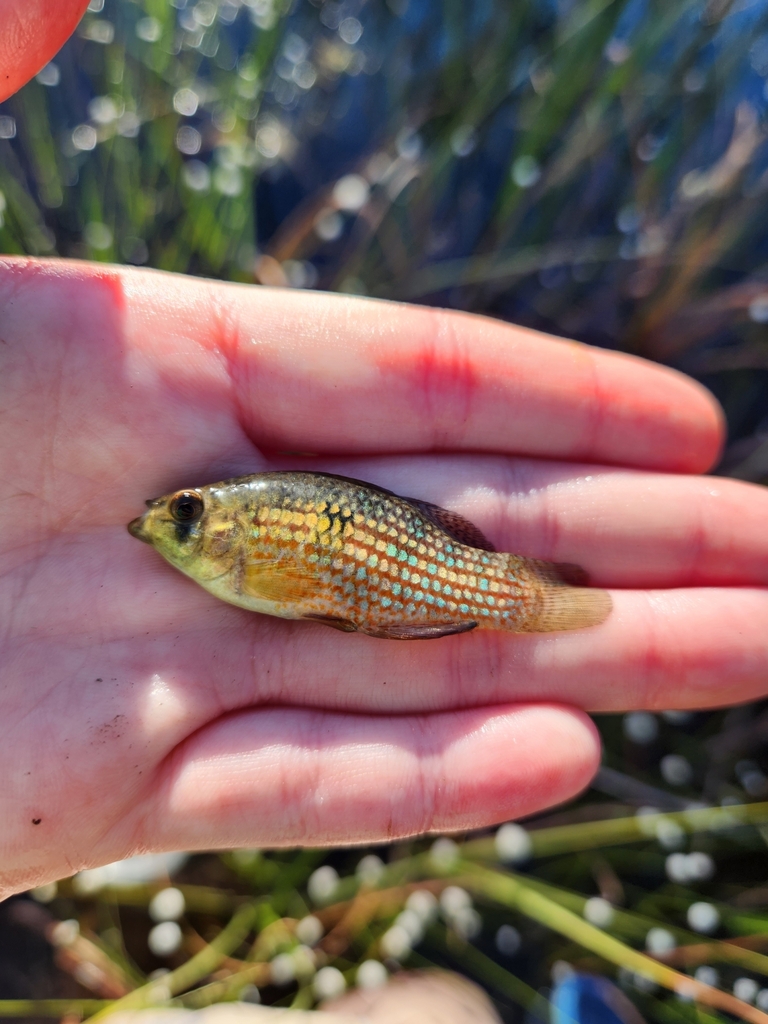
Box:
145, 703, 600, 850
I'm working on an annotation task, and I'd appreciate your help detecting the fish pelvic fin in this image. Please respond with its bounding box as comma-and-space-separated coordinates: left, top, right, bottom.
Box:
515, 559, 612, 633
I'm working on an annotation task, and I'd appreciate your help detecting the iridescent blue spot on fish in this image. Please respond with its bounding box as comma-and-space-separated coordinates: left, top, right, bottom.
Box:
481, 607, 490, 616
404, 586, 413, 599
446, 557, 455, 568
481, 555, 490, 564
486, 595, 495, 606
392, 582, 402, 596
426, 593, 435, 604
401, 568, 410, 581
432, 579, 441, 592
437, 551, 445, 562
356, 566, 367, 580
445, 544, 454, 554
459, 603, 469, 614
368, 554, 378, 568
427, 563, 437, 574
386, 543, 397, 558
479, 578, 489, 591
436, 597, 446, 608
408, 554, 418, 566
443, 584, 452, 596
414, 590, 424, 601
381, 596, 392, 608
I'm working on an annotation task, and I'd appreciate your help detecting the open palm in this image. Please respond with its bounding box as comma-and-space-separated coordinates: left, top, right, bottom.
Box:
3, 258, 768, 896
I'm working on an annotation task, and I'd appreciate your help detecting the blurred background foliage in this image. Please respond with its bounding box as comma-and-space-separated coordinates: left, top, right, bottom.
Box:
4, 0, 768, 1019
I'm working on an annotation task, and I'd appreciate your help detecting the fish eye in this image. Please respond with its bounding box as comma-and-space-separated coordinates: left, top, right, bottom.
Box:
169, 491, 204, 524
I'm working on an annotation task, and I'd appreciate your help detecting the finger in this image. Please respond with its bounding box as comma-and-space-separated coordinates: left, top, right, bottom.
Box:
93, 584, 768, 717
146, 704, 599, 849
19, 527, 768, 717
0, 0, 89, 102
292, 454, 768, 589
0, 260, 723, 477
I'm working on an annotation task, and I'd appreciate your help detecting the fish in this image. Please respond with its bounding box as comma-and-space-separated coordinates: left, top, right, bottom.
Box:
127, 471, 611, 640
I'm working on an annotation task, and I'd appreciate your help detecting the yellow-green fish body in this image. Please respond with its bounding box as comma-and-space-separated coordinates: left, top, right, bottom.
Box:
128, 472, 611, 640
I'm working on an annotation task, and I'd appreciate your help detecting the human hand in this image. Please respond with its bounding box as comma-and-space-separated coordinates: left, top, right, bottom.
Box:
4, 257, 767, 898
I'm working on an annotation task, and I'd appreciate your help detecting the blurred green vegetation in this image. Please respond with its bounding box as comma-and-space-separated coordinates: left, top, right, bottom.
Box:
3, 0, 768, 1018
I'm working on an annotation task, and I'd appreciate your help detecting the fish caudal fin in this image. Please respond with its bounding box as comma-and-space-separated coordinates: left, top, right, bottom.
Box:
532, 584, 612, 632
517, 560, 612, 633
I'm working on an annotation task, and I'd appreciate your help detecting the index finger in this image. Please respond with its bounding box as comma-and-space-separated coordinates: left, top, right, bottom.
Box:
123, 266, 723, 471
2, 259, 724, 472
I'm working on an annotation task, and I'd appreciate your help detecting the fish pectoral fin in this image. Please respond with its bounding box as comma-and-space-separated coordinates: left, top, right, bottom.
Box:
405, 498, 495, 552
241, 557, 317, 604
304, 614, 358, 633
361, 621, 478, 640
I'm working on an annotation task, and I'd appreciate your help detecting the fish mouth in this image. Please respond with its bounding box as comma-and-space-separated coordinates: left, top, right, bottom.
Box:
127, 515, 151, 543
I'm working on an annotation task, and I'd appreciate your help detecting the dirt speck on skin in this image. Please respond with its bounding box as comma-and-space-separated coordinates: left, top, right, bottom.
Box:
93, 714, 128, 744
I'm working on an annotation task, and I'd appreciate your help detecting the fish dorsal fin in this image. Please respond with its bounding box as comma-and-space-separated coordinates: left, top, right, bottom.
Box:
405, 498, 495, 552
241, 557, 317, 605
361, 621, 478, 640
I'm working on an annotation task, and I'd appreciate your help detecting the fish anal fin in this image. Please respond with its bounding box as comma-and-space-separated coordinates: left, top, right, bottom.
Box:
304, 614, 357, 633
241, 557, 317, 604
361, 621, 478, 640
406, 498, 495, 551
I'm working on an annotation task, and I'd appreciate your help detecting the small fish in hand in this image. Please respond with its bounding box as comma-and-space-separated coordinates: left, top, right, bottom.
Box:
128, 471, 611, 640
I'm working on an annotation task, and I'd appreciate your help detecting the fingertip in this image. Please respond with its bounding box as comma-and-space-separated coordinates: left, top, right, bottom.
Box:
649, 364, 726, 473
0, 1, 90, 103
596, 350, 726, 473
483, 704, 602, 816
684, 379, 727, 473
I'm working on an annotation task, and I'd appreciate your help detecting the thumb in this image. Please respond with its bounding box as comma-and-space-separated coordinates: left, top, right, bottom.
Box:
0, 0, 90, 102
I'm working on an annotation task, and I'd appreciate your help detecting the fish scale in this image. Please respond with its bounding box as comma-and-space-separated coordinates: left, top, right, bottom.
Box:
128, 471, 612, 640
250, 480, 528, 630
